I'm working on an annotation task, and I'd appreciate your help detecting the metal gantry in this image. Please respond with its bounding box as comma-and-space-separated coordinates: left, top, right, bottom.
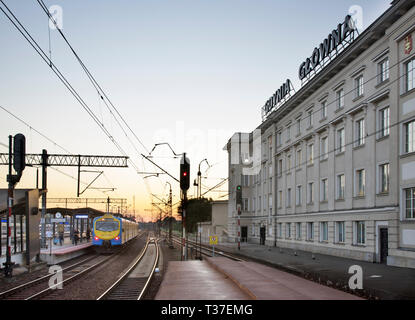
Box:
0, 151, 129, 248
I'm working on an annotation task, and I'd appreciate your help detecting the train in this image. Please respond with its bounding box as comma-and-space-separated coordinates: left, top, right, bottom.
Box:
92, 214, 139, 248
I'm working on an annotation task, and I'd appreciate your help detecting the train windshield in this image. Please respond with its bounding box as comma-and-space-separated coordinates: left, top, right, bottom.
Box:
96, 219, 119, 232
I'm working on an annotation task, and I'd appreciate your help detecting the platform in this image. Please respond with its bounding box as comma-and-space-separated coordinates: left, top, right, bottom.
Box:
155, 260, 252, 300
156, 257, 362, 300
40, 237, 92, 265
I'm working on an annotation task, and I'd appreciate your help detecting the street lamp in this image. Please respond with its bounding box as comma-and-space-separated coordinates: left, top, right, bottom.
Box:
196, 159, 210, 199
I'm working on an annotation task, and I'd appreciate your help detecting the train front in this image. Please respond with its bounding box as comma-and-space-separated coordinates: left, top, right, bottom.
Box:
92, 214, 122, 247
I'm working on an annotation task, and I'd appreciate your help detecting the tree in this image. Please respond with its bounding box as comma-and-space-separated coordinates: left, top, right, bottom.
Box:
184, 198, 212, 233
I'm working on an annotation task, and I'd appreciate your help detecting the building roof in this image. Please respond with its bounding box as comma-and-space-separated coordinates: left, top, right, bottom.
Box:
259, 0, 414, 132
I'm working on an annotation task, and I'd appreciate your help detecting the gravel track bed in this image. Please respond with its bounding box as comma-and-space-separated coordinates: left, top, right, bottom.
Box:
39, 234, 148, 300
0, 251, 97, 294
142, 238, 182, 300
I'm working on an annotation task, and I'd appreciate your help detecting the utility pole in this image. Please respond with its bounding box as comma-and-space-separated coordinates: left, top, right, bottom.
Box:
180, 153, 190, 261
236, 185, 242, 251
41, 149, 47, 248
165, 182, 173, 248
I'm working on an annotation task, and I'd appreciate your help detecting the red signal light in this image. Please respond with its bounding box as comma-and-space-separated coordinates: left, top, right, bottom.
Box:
183, 172, 187, 177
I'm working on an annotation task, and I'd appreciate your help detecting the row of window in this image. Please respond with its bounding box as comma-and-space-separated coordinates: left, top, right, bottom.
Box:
276, 108, 394, 176
241, 178, 415, 220
276, 57, 392, 147
277, 221, 366, 245
277, 164, 390, 208
275, 56, 415, 152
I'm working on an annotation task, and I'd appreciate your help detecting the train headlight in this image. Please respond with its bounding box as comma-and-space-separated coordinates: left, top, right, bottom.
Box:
115, 236, 120, 241
94, 236, 99, 241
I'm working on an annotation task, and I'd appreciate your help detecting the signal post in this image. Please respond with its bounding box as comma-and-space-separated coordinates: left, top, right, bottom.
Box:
4, 134, 26, 277
180, 153, 190, 261
236, 185, 242, 251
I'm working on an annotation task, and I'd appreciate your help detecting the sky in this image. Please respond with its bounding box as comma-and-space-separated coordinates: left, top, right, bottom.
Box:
0, 0, 391, 221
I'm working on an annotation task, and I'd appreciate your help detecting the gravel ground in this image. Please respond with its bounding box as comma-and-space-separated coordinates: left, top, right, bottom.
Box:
42, 234, 148, 300
142, 238, 182, 300
0, 252, 97, 294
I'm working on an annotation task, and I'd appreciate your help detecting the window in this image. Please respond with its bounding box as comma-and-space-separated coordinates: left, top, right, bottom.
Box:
296, 118, 301, 135
337, 128, 345, 153
264, 195, 267, 210
337, 174, 345, 200
296, 149, 302, 168
379, 107, 390, 138
379, 163, 390, 194
252, 198, 256, 212
296, 185, 302, 206
286, 223, 291, 239
355, 76, 364, 98
269, 177, 273, 193
321, 136, 328, 160
405, 188, 415, 219
406, 57, 415, 92
268, 136, 273, 159
277, 132, 282, 146
287, 188, 292, 208
287, 154, 292, 172
278, 223, 282, 238
242, 174, 249, 187
335, 222, 345, 243
337, 89, 345, 109
321, 179, 328, 202
320, 222, 328, 242
258, 196, 261, 211
278, 191, 283, 208
243, 198, 249, 211
378, 58, 389, 83
307, 182, 314, 204
321, 101, 327, 119
296, 223, 302, 240
405, 120, 415, 153
269, 193, 273, 208
356, 169, 366, 197
278, 159, 283, 176
308, 144, 314, 165
356, 119, 365, 146
355, 221, 365, 245
307, 222, 314, 241
307, 110, 313, 128
286, 125, 291, 141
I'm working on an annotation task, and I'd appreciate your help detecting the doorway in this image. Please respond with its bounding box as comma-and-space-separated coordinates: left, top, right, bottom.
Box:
241, 227, 248, 243
260, 227, 266, 245
380, 228, 388, 264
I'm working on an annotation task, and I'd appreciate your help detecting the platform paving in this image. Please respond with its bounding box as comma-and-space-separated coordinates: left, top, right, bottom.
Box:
205, 257, 361, 300
212, 242, 415, 300
155, 260, 252, 300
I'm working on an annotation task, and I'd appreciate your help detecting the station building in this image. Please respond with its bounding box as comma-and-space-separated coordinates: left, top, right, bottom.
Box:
225, 0, 415, 268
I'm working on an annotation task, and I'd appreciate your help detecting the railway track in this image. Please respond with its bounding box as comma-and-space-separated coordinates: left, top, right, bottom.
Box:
97, 236, 160, 300
168, 233, 245, 262
0, 232, 147, 300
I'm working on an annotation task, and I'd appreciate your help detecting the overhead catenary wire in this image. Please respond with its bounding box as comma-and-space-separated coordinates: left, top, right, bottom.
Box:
0, 0, 130, 163
35, 0, 169, 203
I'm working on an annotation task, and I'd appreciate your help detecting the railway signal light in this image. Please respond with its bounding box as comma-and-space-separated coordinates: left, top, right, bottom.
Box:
13, 133, 26, 176
180, 154, 190, 191
236, 185, 242, 205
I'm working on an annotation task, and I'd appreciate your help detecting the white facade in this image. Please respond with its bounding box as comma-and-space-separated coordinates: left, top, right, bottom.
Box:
226, 0, 415, 268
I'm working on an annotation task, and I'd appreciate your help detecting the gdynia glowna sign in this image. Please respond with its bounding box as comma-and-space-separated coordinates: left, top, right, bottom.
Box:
263, 79, 292, 117
262, 15, 356, 120
299, 15, 356, 80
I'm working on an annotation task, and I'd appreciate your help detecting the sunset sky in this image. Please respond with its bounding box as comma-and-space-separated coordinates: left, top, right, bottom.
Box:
0, 0, 390, 221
